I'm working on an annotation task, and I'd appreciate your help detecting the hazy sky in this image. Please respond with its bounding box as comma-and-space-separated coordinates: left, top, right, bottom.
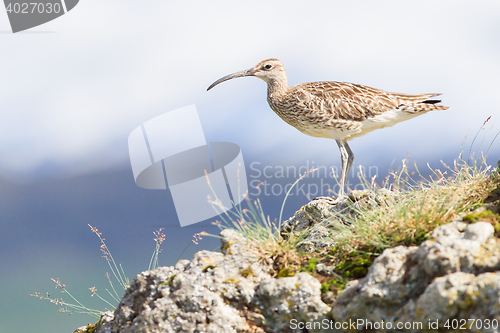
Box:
1, 2, 500, 333
1, 0, 499, 183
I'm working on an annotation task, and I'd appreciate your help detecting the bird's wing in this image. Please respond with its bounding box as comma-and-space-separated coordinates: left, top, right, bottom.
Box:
293, 81, 441, 121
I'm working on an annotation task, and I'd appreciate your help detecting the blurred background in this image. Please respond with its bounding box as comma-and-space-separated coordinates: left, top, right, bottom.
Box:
1, 1, 499, 332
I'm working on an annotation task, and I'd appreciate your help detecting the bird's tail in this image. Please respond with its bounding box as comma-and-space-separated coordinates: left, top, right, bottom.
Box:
395, 93, 450, 111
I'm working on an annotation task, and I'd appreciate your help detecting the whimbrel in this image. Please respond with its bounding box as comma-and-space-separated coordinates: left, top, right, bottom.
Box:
207, 59, 449, 199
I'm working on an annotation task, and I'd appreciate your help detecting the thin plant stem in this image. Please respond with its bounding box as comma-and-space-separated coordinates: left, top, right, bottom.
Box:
279, 168, 318, 229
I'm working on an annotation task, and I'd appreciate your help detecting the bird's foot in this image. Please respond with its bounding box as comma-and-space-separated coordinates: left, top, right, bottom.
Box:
313, 195, 346, 205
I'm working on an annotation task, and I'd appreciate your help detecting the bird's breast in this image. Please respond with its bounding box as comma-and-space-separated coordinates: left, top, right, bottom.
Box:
266, 94, 362, 140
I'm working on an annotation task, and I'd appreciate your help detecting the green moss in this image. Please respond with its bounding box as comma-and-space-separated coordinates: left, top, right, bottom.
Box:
334, 251, 374, 280
298, 258, 321, 274
463, 209, 500, 223
203, 265, 216, 272
350, 266, 367, 278
159, 274, 177, 287
305, 258, 320, 272
408, 229, 431, 246
277, 268, 292, 278
240, 266, 255, 278
84, 320, 99, 333
320, 278, 346, 293
330, 246, 340, 255
223, 277, 240, 284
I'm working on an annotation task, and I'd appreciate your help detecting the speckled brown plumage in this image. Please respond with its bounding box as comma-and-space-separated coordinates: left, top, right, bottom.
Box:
208, 58, 450, 198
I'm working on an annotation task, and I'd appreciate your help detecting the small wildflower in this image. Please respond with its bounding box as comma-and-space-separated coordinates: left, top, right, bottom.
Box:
481, 116, 491, 129
50, 297, 64, 305
204, 169, 211, 185
436, 169, 447, 182
192, 232, 205, 245
255, 182, 264, 190
89, 287, 97, 297
88, 224, 102, 238
29, 292, 44, 301
51, 278, 66, 290
153, 228, 165, 248
100, 244, 111, 262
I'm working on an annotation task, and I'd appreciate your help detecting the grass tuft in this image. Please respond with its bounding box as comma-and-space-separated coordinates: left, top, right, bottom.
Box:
210, 149, 499, 297
328, 155, 498, 255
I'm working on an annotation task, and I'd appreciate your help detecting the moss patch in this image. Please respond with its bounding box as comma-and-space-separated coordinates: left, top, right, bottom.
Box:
159, 274, 177, 287
320, 278, 346, 294
463, 209, 500, 237
300, 258, 320, 273
463, 209, 499, 224
334, 251, 374, 280
277, 268, 293, 278
203, 265, 216, 272
86, 323, 97, 333
240, 266, 255, 278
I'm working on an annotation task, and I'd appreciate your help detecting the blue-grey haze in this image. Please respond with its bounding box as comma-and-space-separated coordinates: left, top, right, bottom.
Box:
1, 1, 499, 332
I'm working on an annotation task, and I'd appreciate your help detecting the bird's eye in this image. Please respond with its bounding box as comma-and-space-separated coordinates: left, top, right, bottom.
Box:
264, 64, 272, 70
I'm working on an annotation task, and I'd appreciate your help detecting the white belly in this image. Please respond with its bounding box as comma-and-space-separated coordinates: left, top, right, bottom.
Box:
296, 109, 428, 141
352, 109, 427, 139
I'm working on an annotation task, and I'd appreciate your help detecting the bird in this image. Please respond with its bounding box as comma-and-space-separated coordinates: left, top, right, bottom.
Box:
207, 58, 449, 200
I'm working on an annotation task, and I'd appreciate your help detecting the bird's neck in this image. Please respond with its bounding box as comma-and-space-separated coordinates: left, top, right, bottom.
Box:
266, 77, 289, 100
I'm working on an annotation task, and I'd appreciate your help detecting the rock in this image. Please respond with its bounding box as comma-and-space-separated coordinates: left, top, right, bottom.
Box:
74, 311, 114, 333
315, 263, 339, 277
91, 228, 329, 333
418, 220, 500, 278
253, 272, 331, 332
220, 228, 257, 257
280, 189, 394, 252
279, 196, 339, 234
332, 246, 420, 322
415, 272, 500, 326
110, 249, 269, 332
464, 221, 494, 243
76, 199, 500, 333
94, 311, 114, 333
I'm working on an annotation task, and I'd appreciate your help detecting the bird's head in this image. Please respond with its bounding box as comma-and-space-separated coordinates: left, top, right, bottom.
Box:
207, 58, 287, 91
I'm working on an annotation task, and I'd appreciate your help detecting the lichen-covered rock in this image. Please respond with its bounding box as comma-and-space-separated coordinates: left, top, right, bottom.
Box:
253, 272, 331, 332
281, 189, 394, 252
76, 203, 500, 333
92, 228, 329, 333
418, 221, 499, 278
109, 249, 271, 332
332, 220, 500, 332
415, 272, 500, 326
332, 246, 420, 323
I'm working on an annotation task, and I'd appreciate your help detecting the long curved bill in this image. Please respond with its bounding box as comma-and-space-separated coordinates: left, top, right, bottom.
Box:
207, 68, 255, 91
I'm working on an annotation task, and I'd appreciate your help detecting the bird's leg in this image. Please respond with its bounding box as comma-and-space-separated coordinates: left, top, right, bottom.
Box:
335, 139, 354, 200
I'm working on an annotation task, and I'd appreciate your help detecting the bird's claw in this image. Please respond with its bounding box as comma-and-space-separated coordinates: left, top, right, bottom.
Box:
313, 195, 346, 205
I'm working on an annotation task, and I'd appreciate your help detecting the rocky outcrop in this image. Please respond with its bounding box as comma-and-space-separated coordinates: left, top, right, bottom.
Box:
84, 217, 500, 333
88, 229, 330, 333
332, 220, 500, 332
76, 177, 500, 333
280, 190, 394, 252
